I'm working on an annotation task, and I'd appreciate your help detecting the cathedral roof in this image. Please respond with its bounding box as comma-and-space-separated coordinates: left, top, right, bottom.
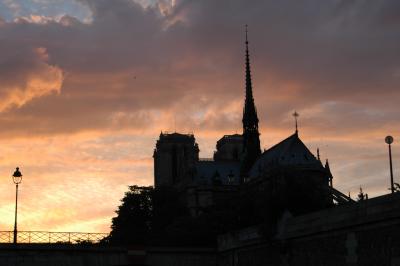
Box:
195, 160, 241, 185
217, 134, 242, 144
249, 132, 322, 177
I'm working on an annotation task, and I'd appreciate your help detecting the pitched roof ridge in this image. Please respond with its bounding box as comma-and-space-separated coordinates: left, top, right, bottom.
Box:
293, 135, 316, 158
263, 132, 298, 154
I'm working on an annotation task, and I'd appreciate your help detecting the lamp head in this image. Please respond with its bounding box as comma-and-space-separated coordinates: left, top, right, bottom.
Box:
12, 167, 22, 184
385, 136, 394, 145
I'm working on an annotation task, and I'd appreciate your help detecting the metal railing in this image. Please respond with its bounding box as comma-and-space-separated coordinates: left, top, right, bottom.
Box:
0, 231, 108, 244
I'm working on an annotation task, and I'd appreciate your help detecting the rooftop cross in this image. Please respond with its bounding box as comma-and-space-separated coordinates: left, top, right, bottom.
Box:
292, 111, 299, 133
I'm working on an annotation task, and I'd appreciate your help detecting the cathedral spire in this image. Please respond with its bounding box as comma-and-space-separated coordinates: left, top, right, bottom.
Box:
245, 25, 253, 106
242, 25, 258, 130
241, 25, 261, 179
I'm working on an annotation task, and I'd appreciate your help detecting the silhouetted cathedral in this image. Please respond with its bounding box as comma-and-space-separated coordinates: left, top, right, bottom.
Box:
153, 29, 352, 216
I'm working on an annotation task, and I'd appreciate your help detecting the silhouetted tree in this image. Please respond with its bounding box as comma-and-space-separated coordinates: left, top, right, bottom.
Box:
106, 185, 193, 245
108, 186, 153, 245
151, 186, 190, 244
109, 171, 333, 246
106, 184, 241, 246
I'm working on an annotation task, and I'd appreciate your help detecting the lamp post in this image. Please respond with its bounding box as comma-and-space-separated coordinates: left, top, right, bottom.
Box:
385, 136, 394, 194
12, 167, 22, 244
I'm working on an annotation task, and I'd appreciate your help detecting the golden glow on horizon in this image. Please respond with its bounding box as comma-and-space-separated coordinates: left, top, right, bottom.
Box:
0, 120, 397, 233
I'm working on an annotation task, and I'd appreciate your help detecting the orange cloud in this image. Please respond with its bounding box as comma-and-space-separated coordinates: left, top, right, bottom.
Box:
0, 47, 63, 112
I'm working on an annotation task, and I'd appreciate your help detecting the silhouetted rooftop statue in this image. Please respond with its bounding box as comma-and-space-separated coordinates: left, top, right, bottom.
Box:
325, 159, 333, 187
357, 186, 368, 201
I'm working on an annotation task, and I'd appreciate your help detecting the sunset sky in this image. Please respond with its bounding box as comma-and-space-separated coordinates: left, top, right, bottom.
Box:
0, 0, 399, 233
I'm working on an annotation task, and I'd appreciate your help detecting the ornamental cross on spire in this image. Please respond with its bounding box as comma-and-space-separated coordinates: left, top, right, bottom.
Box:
293, 111, 299, 133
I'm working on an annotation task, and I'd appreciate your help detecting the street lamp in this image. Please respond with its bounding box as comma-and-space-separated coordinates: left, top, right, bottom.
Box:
12, 167, 22, 244
385, 136, 394, 194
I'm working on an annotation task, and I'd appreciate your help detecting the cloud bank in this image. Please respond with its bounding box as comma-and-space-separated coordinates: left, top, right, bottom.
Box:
0, 0, 398, 232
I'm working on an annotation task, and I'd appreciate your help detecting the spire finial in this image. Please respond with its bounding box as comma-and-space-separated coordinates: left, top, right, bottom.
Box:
242, 24, 256, 120
317, 148, 320, 161
292, 111, 299, 133
245, 24, 248, 45
243, 24, 254, 104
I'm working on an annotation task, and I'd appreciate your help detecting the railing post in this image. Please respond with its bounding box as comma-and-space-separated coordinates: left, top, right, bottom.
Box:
49, 232, 51, 243
68, 232, 71, 243
29, 231, 31, 243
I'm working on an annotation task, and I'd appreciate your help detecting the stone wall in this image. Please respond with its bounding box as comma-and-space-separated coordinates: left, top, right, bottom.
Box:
0, 244, 128, 266
145, 247, 216, 266
218, 193, 400, 266
2, 193, 400, 266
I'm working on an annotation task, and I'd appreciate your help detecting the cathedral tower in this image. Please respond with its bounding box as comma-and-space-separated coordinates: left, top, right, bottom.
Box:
153, 132, 199, 187
241, 26, 261, 178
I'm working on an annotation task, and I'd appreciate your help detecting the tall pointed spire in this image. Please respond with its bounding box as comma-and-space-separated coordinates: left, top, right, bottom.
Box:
241, 25, 261, 179
245, 25, 254, 110
242, 24, 258, 130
